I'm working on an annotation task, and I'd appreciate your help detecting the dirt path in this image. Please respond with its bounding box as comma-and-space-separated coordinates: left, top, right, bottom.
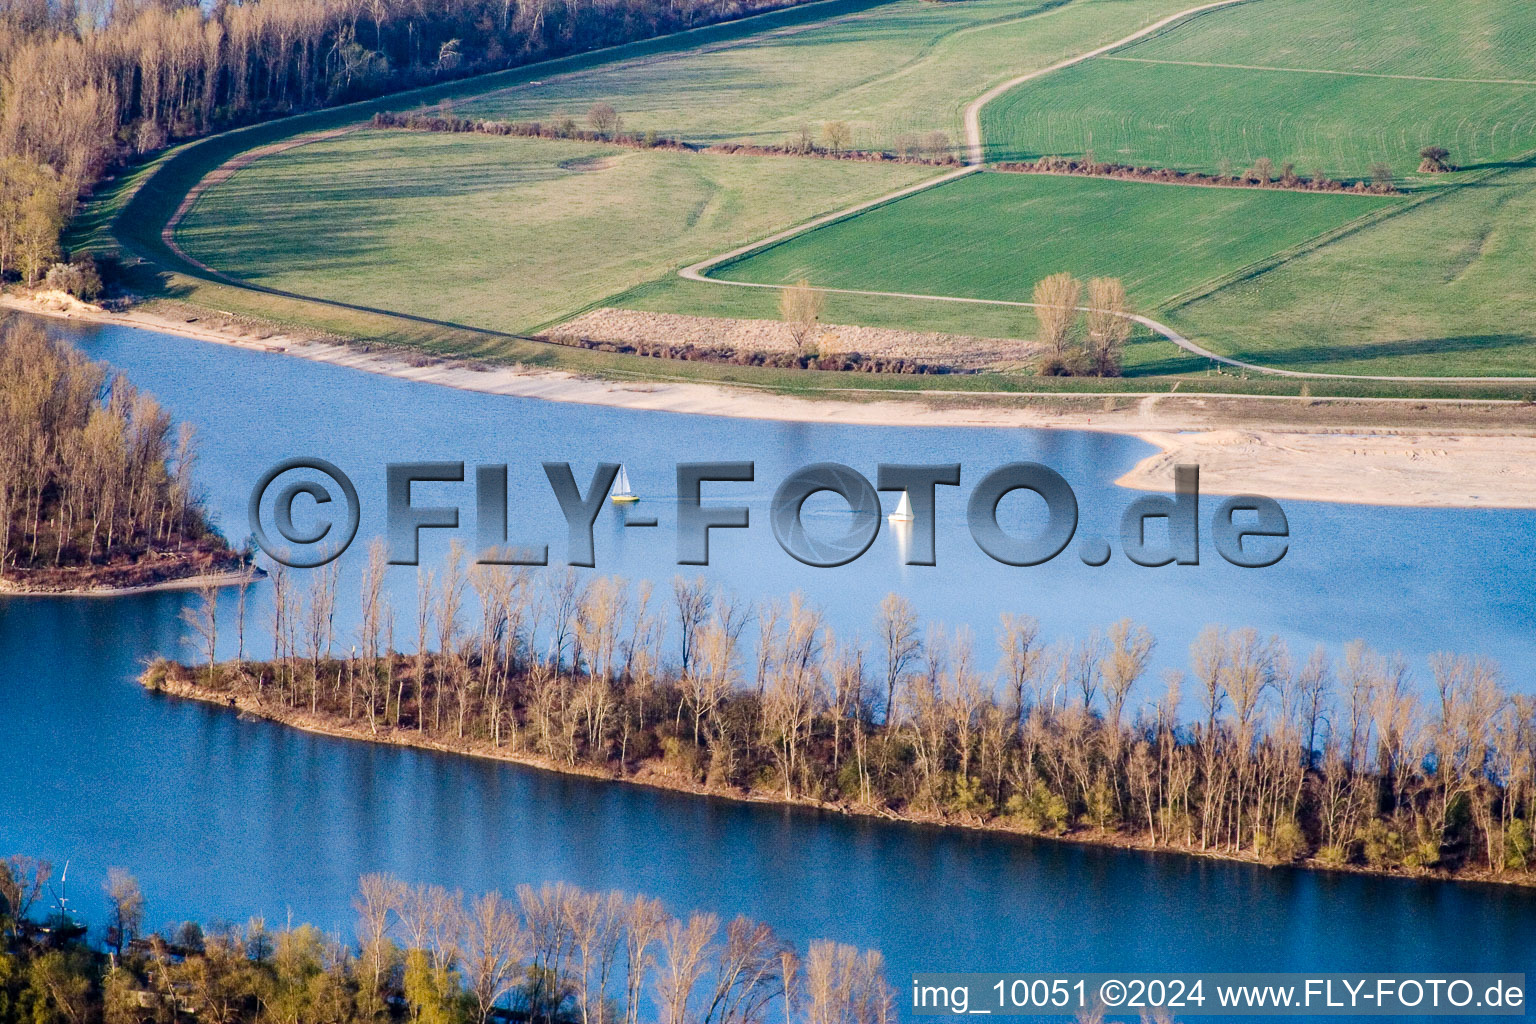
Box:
1099, 55, 1536, 87
959, 0, 1258, 166
153, 0, 1536, 385
679, 0, 1536, 383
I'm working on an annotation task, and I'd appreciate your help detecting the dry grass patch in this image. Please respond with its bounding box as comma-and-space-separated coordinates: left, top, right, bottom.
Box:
553, 307, 1038, 370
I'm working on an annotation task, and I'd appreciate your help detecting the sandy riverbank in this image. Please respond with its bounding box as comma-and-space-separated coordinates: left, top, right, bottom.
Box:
0, 566, 263, 597
10, 294, 1536, 509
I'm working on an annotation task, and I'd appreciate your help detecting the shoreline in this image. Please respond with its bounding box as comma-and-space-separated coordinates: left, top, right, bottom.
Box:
147, 673, 1534, 891
0, 566, 263, 598
11, 294, 1536, 509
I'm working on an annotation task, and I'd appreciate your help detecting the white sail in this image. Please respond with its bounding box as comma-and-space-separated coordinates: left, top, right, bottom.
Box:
889, 490, 914, 521
611, 464, 638, 502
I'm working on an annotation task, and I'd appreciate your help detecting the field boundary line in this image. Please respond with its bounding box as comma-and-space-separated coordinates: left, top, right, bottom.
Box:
1162, 153, 1536, 313
1098, 55, 1536, 87
682, 0, 1536, 383
682, 1, 1270, 295
679, 165, 980, 281
682, 220, 1536, 383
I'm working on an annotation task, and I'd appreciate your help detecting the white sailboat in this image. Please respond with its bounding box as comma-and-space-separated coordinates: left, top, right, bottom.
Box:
611, 464, 639, 503
888, 490, 914, 522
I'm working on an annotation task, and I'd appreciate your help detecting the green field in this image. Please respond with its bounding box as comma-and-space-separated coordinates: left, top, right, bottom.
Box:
173, 131, 935, 333
1164, 160, 1536, 376
452, 0, 1211, 155
709, 171, 1395, 309
109, 0, 1536, 387
981, 0, 1536, 178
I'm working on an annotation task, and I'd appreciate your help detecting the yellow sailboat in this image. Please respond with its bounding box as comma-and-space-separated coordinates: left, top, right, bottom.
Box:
611, 464, 639, 503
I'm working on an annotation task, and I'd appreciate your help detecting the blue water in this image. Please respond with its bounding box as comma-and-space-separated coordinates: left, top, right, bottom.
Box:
47, 318, 1536, 681
1, 317, 1533, 1022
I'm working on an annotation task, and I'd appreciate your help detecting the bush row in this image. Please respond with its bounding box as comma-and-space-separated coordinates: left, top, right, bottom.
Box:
997, 155, 1401, 195
370, 111, 961, 164
540, 332, 963, 373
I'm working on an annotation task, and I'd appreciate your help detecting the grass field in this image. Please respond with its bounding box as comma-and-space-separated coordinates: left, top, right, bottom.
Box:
97, 0, 1536, 388
708, 171, 1396, 310
1165, 160, 1536, 376
173, 131, 936, 333
981, 0, 1536, 179
451, 0, 1213, 155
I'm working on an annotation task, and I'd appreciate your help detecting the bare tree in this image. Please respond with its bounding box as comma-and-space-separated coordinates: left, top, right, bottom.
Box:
1032, 272, 1081, 358
1102, 619, 1154, 735
705, 917, 787, 1024
463, 891, 528, 1024
820, 121, 851, 154
623, 895, 668, 1024
586, 102, 621, 136
104, 868, 144, 956
569, 890, 625, 1024
1084, 277, 1131, 376
779, 280, 825, 353
181, 582, 219, 684
0, 856, 51, 938
656, 912, 718, 1024
875, 593, 920, 725
996, 612, 1039, 731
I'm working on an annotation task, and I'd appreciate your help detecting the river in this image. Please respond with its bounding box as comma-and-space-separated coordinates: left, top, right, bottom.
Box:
1, 317, 1532, 1020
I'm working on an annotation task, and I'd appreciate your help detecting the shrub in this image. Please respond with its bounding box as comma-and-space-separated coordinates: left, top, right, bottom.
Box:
43, 255, 103, 301
1360, 819, 1405, 869
1005, 782, 1068, 835
1267, 819, 1308, 863
1315, 844, 1349, 868
1082, 778, 1118, 830
1418, 146, 1453, 173
659, 735, 703, 780
1504, 819, 1532, 870
947, 773, 993, 817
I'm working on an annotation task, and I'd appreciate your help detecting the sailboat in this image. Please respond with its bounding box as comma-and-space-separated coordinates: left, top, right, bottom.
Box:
611, 464, 639, 503
888, 490, 914, 522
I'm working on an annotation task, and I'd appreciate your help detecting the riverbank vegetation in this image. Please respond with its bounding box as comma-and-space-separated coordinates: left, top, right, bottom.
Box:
0, 857, 897, 1024
0, 322, 241, 592
148, 559, 1536, 885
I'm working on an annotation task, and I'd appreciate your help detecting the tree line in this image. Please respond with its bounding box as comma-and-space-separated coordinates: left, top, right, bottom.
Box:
0, 857, 896, 1024
155, 550, 1536, 882
0, 322, 233, 584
